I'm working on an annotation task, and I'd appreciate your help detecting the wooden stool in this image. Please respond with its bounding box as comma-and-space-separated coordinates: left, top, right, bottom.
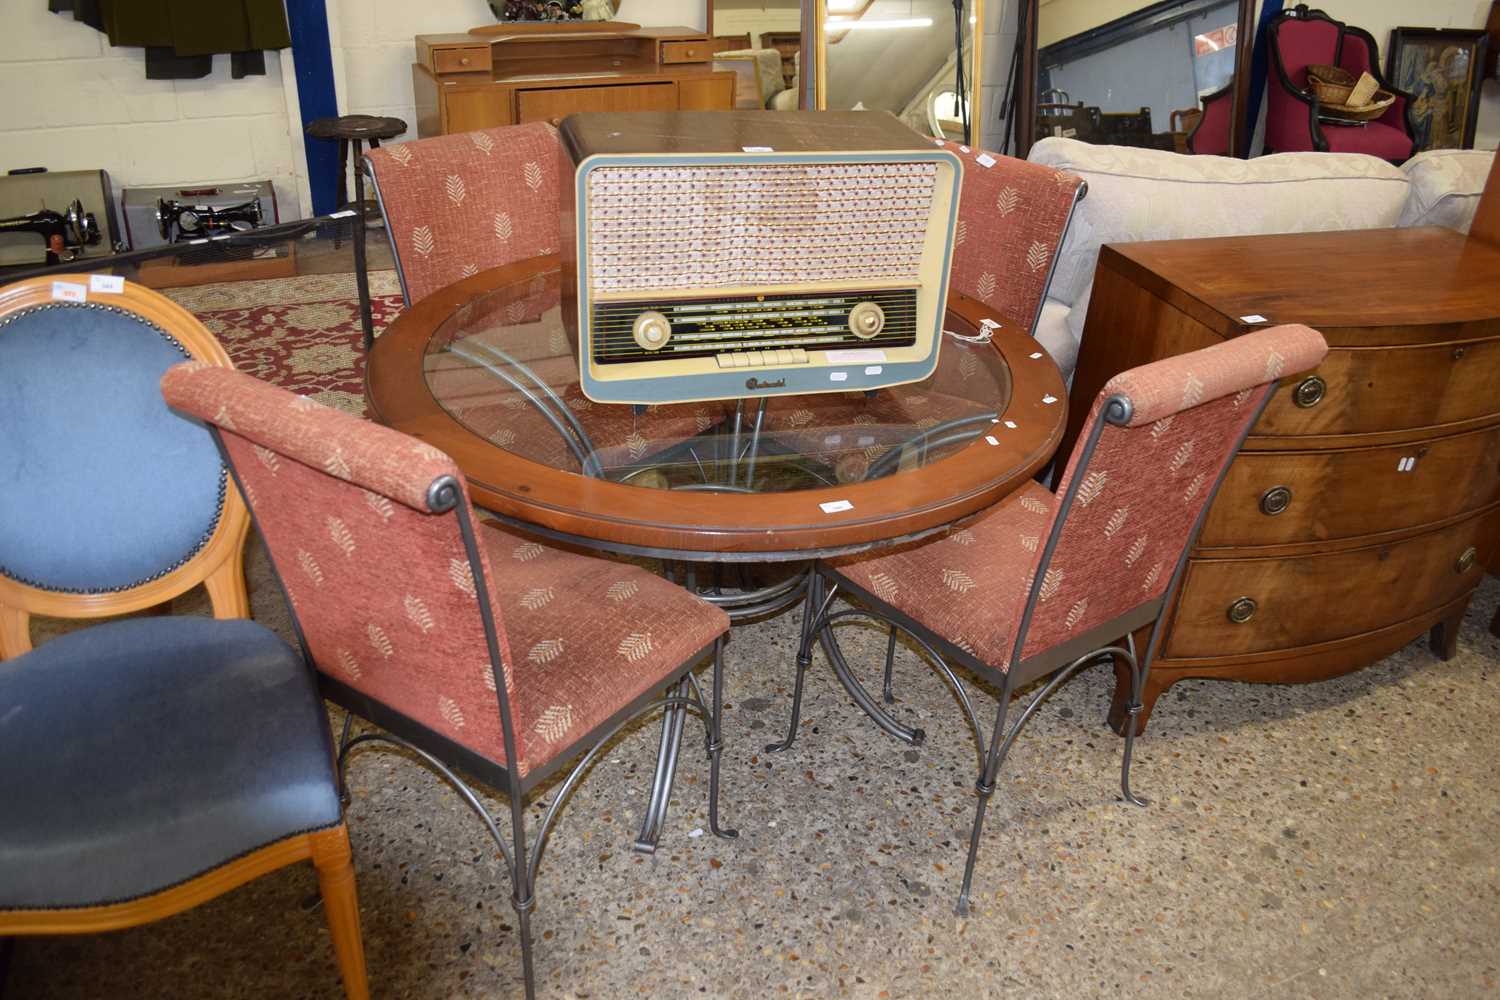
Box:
304, 115, 407, 350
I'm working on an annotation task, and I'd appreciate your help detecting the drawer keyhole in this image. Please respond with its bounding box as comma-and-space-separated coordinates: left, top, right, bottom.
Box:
1259, 485, 1292, 516
1227, 597, 1258, 624
1293, 376, 1325, 408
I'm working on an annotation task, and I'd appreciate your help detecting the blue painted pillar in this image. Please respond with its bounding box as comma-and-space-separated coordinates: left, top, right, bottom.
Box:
287, 1, 341, 215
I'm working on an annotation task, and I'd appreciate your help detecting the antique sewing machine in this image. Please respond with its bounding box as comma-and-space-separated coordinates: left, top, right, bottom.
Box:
0, 201, 101, 266
155, 196, 264, 243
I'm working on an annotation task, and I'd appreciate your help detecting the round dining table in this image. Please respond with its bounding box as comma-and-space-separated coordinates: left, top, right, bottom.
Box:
366, 255, 1068, 851
366, 255, 1068, 563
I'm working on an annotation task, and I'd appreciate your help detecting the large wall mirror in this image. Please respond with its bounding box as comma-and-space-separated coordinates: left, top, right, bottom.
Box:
1021, 0, 1253, 157
809, 0, 985, 147
706, 1, 807, 110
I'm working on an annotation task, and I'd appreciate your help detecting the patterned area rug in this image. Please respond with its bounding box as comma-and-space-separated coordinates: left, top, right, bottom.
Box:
164, 271, 404, 416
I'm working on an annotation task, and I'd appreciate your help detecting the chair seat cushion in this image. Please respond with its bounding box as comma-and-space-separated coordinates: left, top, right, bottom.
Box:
1320, 120, 1413, 161
478, 522, 730, 777
828, 480, 1056, 671
0, 617, 341, 911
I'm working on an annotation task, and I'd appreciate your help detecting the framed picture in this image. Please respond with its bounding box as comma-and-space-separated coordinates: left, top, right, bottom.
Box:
1386, 27, 1489, 151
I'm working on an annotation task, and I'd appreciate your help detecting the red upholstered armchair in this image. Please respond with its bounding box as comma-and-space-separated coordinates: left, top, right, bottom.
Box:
1265, 4, 1416, 162
1185, 82, 1235, 155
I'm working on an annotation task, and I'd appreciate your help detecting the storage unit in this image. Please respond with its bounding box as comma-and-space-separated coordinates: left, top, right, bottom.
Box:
412, 26, 736, 137
1064, 227, 1500, 730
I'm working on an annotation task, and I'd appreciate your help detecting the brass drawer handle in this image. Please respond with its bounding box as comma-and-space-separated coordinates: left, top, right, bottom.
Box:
1452, 345, 1467, 360
1227, 597, 1258, 624
1259, 485, 1292, 516
460, 56, 471, 66
1456, 546, 1477, 574
1293, 376, 1325, 408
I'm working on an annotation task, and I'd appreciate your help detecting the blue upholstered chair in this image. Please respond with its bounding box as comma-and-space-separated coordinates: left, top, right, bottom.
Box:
0, 277, 369, 998
0, 277, 252, 657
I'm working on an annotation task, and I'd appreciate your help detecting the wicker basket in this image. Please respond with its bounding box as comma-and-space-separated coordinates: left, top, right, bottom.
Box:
1306, 65, 1355, 105
1319, 91, 1396, 123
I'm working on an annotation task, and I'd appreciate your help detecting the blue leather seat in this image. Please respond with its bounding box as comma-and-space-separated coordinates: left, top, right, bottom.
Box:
0, 617, 342, 910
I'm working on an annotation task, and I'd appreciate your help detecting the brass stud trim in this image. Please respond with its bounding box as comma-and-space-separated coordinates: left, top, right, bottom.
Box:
1259, 485, 1292, 516
1227, 596, 1258, 624
1293, 376, 1326, 408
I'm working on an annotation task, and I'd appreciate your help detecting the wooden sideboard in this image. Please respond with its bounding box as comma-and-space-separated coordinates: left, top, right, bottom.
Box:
413, 26, 735, 137
1063, 227, 1500, 731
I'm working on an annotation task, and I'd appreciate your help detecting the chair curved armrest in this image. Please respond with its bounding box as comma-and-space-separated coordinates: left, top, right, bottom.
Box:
1186, 81, 1234, 155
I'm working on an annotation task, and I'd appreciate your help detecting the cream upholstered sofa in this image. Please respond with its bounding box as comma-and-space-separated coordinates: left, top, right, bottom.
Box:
1025, 138, 1496, 379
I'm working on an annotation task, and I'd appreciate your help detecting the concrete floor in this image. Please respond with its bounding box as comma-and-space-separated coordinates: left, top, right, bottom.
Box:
10, 539, 1500, 1000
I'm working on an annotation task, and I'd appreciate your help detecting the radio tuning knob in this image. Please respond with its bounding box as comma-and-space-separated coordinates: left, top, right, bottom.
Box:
848, 301, 885, 339
632, 311, 672, 351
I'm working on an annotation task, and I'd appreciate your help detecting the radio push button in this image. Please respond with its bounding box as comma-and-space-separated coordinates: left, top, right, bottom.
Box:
631, 310, 673, 351
847, 301, 886, 339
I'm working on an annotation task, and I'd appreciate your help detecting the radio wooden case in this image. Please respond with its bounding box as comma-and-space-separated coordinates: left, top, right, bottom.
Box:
559, 110, 963, 404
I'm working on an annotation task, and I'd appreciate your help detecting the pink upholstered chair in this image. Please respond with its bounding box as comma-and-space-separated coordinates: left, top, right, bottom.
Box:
363, 123, 719, 477
936, 139, 1085, 344
761, 145, 1084, 475
1265, 4, 1416, 162
161, 363, 733, 1000
1185, 83, 1235, 155
770, 324, 1329, 912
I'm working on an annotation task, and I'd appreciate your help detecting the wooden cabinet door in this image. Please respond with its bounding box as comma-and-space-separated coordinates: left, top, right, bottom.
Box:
443, 86, 514, 133
516, 83, 676, 126
678, 75, 735, 111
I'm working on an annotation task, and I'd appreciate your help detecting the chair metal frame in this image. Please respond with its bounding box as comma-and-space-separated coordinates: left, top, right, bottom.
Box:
211, 433, 736, 1000
0, 277, 251, 660
772, 386, 1277, 913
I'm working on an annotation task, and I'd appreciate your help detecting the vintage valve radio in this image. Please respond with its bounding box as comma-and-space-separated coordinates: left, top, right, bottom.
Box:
560, 111, 963, 404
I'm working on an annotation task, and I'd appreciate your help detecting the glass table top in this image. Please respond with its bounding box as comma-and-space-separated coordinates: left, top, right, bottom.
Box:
423, 265, 1013, 494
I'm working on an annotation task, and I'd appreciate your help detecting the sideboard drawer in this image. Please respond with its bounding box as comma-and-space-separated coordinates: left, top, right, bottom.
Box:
1166, 510, 1497, 658
432, 45, 491, 74
661, 40, 710, 63
1254, 336, 1500, 439
516, 83, 676, 125
1200, 424, 1500, 548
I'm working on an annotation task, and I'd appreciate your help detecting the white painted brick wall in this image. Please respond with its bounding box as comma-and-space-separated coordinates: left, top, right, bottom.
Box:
0, 3, 304, 231
334, 0, 708, 143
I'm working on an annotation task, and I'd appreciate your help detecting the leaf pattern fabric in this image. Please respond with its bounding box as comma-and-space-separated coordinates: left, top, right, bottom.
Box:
830, 325, 1328, 672
934, 140, 1083, 346
162, 364, 728, 778
365, 122, 562, 307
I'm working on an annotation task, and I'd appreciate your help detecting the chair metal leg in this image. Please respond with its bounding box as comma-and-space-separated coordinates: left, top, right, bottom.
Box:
881, 623, 898, 704
706, 637, 738, 839
1118, 635, 1148, 808
310, 827, 370, 1000
956, 680, 1014, 917
513, 895, 538, 1000
767, 573, 828, 753
634, 678, 690, 854
351, 144, 375, 352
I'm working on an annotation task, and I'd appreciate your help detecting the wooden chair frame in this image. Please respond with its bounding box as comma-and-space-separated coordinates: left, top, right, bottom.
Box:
0, 276, 252, 659
0, 825, 368, 999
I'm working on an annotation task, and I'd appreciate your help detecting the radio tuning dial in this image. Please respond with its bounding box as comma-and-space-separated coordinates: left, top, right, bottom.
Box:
848, 301, 885, 339
632, 311, 672, 351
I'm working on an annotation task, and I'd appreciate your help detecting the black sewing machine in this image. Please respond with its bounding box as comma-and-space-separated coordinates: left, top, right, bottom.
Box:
155, 197, 264, 243
0, 201, 101, 266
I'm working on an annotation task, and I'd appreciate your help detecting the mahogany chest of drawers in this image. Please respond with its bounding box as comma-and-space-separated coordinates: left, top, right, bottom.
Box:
1064, 227, 1500, 731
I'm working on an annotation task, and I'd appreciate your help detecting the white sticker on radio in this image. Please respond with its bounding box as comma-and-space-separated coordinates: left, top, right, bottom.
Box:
1004, 420, 1018, 429
829, 371, 848, 382
1240, 314, 1268, 324
985, 435, 999, 446
975, 153, 997, 168
826, 349, 886, 364
1029, 352, 1044, 360
89, 274, 124, 294
51, 281, 86, 302
1042, 394, 1058, 404
742, 145, 774, 152
820, 499, 854, 514
959, 146, 971, 154
864, 365, 883, 375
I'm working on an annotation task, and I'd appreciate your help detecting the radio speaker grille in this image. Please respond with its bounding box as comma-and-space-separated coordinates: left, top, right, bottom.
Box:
585, 163, 938, 292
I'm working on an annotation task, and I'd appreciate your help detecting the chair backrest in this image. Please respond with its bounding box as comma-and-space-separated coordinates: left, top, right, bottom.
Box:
160, 364, 538, 779
1268, 6, 1342, 91
1011, 324, 1328, 665
933, 140, 1084, 343
0, 277, 249, 655
364, 122, 561, 308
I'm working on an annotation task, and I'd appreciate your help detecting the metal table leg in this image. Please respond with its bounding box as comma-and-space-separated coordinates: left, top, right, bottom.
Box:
817, 596, 926, 746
